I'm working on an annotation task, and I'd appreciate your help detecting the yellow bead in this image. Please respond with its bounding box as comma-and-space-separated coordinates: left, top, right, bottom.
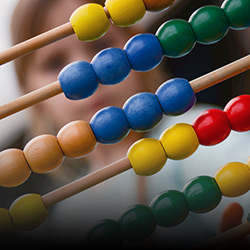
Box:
0, 149, 31, 188
214, 162, 250, 197
70, 4, 110, 41
160, 123, 199, 160
24, 135, 64, 174
0, 208, 16, 239
105, 0, 146, 27
127, 138, 167, 176
9, 194, 48, 230
57, 121, 97, 158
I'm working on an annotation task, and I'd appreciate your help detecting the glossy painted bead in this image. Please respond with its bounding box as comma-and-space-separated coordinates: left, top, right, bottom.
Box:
160, 123, 199, 160
214, 162, 250, 197
143, 0, 174, 12
182, 176, 222, 213
224, 95, 250, 132
155, 78, 196, 115
127, 138, 167, 176
9, 194, 48, 230
192, 109, 231, 146
150, 190, 189, 227
105, 0, 146, 27
91, 48, 131, 85
189, 6, 229, 44
24, 135, 64, 173
57, 121, 97, 158
0, 149, 31, 188
70, 3, 110, 41
156, 19, 196, 58
90, 106, 130, 144
222, 0, 250, 29
0, 208, 16, 239
118, 205, 156, 241
58, 61, 99, 100
86, 219, 124, 247
123, 92, 163, 131
124, 33, 164, 71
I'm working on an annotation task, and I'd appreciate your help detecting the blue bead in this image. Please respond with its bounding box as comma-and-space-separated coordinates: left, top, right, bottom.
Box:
91, 48, 131, 85
123, 92, 163, 131
124, 33, 164, 71
58, 61, 99, 100
155, 78, 196, 115
90, 106, 130, 144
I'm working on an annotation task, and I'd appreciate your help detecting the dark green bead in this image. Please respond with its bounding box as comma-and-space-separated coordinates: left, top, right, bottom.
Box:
222, 0, 250, 29
182, 176, 222, 213
156, 19, 196, 58
150, 190, 189, 227
86, 219, 124, 247
189, 6, 229, 44
118, 205, 156, 241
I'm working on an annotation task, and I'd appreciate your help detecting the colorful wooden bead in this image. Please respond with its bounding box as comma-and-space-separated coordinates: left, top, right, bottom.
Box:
160, 123, 199, 160
192, 109, 231, 146
24, 135, 64, 174
105, 0, 146, 27
156, 19, 196, 58
58, 61, 99, 100
124, 33, 164, 71
214, 162, 250, 197
222, 0, 250, 29
9, 194, 48, 230
123, 92, 163, 131
57, 121, 97, 158
90, 107, 130, 144
0, 149, 31, 188
143, 0, 175, 12
150, 190, 189, 227
224, 95, 250, 132
86, 219, 124, 247
155, 78, 196, 115
189, 6, 229, 44
70, 3, 110, 41
91, 48, 131, 85
0, 208, 16, 239
118, 205, 156, 241
127, 138, 167, 176
182, 176, 222, 213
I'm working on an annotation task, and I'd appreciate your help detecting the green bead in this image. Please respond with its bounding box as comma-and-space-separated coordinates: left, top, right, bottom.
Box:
222, 0, 250, 29
182, 176, 222, 213
150, 190, 189, 227
156, 19, 196, 58
118, 205, 156, 241
86, 219, 124, 247
189, 6, 229, 44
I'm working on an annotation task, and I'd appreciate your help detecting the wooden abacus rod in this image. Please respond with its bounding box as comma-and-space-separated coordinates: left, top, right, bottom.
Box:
0, 23, 74, 66
192, 221, 250, 249
0, 53, 249, 120
42, 157, 131, 207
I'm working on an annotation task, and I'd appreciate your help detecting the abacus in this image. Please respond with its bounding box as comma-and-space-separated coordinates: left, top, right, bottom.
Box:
0, 0, 250, 248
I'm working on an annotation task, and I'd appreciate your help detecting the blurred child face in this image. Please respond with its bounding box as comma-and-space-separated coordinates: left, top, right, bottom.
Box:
25, 0, 148, 129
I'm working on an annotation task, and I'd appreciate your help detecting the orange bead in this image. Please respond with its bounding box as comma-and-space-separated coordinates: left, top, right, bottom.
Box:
57, 121, 97, 158
143, 0, 175, 12
24, 135, 64, 174
0, 149, 31, 188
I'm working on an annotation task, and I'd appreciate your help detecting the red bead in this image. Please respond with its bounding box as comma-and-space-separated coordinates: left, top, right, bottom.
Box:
224, 95, 250, 132
192, 109, 231, 146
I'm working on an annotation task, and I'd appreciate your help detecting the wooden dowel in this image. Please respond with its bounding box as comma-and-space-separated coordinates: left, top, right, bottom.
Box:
0, 81, 62, 119
0, 22, 74, 65
191, 54, 250, 93
192, 221, 250, 249
0, 54, 250, 120
42, 157, 132, 207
